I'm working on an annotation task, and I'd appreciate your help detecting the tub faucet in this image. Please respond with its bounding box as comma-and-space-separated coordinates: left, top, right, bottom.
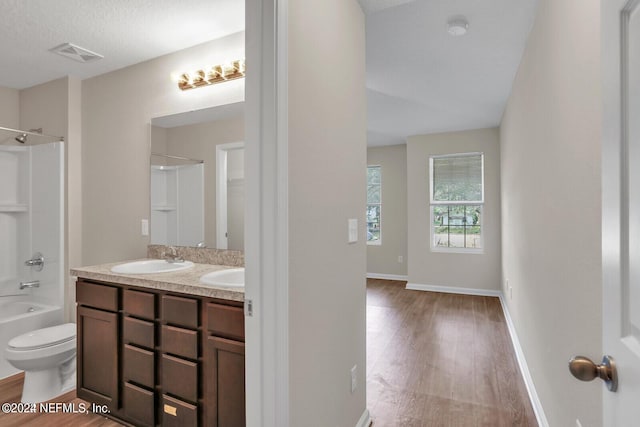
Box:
20, 280, 40, 290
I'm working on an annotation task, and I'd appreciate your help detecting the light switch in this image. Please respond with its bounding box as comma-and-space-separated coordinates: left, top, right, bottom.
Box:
348, 219, 358, 243
141, 219, 149, 236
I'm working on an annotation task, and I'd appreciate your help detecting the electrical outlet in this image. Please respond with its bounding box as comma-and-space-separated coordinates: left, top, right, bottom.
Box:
141, 219, 149, 236
509, 285, 513, 300
398, 255, 403, 263
576, 419, 583, 427
350, 365, 357, 393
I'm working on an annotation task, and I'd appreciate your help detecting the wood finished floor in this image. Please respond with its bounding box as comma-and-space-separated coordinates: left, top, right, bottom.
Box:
0, 373, 122, 427
0, 279, 536, 426
367, 278, 537, 427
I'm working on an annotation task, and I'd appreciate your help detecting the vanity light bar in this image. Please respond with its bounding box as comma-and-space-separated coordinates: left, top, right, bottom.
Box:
178, 59, 246, 91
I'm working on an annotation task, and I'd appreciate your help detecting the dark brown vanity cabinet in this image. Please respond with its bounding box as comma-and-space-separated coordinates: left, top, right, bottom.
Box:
122, 289, 157, 427
76, 281, 119, 410
204, 303, 246, 427
75, 278, 246, 427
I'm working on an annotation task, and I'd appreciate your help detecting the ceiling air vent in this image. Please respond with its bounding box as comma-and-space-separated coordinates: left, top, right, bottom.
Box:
50, 43, 104, 63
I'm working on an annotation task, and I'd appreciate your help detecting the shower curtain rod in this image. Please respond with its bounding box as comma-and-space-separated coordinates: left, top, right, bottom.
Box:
0, 125, 64, 141
151, 152, 204, 164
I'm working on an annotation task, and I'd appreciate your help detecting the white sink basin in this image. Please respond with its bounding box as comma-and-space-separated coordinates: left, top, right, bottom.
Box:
111, 259, 194, 274
200, 268, 245, 288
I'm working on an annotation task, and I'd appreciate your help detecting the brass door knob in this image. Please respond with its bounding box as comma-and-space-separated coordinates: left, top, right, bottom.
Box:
568, 355, 617, 392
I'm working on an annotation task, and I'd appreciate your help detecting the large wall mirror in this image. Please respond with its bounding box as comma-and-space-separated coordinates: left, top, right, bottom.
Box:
150, 101, 244, 251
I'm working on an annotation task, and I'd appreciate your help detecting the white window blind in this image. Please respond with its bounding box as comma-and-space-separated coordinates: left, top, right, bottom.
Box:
431, 153, 483, 203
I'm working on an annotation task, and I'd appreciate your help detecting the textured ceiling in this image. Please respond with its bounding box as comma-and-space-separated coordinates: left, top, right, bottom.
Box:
0, 0, 244, 89
0, 0, 537, 146
365, 0, 538, 146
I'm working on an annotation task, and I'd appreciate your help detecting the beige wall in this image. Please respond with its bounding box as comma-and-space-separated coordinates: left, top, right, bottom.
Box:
288, 0, 367, 425
406, 128, 501, 291
367, 145, 407, 277
82, 33, 244, 265
160, 117, 244, 248
500, 0, 602, 425
0, 86, 19, 129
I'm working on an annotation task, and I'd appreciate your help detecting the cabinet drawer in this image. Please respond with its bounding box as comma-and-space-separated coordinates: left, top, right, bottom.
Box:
124, 382, 155, 427
206, 303, 244, 341
162, 325, 198, 360
123, 317, 155, 349
162, 354, 198, 402
162, 394, 197, 427
76, 280, 118, 311
161, 295, 198, 328
123, 344, 154, 388
124, 289, 155, 320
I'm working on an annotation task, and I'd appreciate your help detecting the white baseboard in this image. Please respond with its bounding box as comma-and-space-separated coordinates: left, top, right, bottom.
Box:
366, 273, 408, 281
498, 295, 549, 427
405, 282, 548, 426
355, 409, 372, 427
405, 282, 501, 297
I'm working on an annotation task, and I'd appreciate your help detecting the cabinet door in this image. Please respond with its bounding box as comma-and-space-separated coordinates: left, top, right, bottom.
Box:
77, 306, 119, 409
204, 336, 245, 427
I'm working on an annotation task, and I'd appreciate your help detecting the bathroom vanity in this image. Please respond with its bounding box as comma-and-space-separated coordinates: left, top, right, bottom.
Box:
71, 261, 245, 427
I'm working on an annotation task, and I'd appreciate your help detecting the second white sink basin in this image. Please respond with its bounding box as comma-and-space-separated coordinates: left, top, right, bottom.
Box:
200, 268, 245, 288
111, 259, 194, 274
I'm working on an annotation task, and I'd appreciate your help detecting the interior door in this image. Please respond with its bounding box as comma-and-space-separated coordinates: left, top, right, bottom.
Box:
602, 0, 640, 424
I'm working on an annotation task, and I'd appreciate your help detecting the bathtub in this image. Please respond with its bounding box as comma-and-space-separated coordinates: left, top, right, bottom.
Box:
0, 296, 62, 379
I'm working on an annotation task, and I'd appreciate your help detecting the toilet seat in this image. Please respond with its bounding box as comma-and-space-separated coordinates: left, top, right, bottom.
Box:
8, 323, 76, 351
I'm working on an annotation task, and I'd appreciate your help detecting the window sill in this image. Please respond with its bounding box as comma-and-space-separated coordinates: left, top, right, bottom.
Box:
430, 247, 484, 255
367, 241, 382, 246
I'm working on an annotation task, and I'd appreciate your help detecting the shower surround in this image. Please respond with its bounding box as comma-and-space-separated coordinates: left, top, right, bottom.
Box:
0, 140, 64, 379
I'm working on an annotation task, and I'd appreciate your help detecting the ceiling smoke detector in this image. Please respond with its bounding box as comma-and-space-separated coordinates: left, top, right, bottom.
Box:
447, 18, 469, 36
50, 43, 104, 63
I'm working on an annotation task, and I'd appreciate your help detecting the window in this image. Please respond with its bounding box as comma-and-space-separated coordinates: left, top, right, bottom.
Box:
430, 153, 483, 252
367, 166, 381, 244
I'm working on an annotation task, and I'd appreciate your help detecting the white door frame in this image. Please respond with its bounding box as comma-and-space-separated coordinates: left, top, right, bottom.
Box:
245, 0, 290, 426
216, 141, 244, 250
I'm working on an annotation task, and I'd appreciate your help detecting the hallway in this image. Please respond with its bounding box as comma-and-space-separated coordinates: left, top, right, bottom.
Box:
366, 279, 537, 426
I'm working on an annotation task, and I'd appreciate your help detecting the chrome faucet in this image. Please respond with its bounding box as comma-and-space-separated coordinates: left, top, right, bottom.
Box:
165, 246, 184, 263
24, 252, 44, 271
20, 280, 40, 290
196, 241, 206, 248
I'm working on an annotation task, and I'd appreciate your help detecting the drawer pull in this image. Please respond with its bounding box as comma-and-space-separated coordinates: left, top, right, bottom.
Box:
164, 404, 177, 416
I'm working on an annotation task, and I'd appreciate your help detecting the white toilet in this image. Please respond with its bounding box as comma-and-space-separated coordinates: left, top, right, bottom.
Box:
4, 323, 77, 403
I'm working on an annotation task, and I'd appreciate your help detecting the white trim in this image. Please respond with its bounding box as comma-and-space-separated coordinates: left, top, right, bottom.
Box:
245, 0, 289, 426
216, 141, 244, 250
498, 295, 549, 427
405, 282, 501, 297
355, 409, 372, 427
405, 283, 549, 426
366, 273, 408, 281
431, 246, 484, 255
